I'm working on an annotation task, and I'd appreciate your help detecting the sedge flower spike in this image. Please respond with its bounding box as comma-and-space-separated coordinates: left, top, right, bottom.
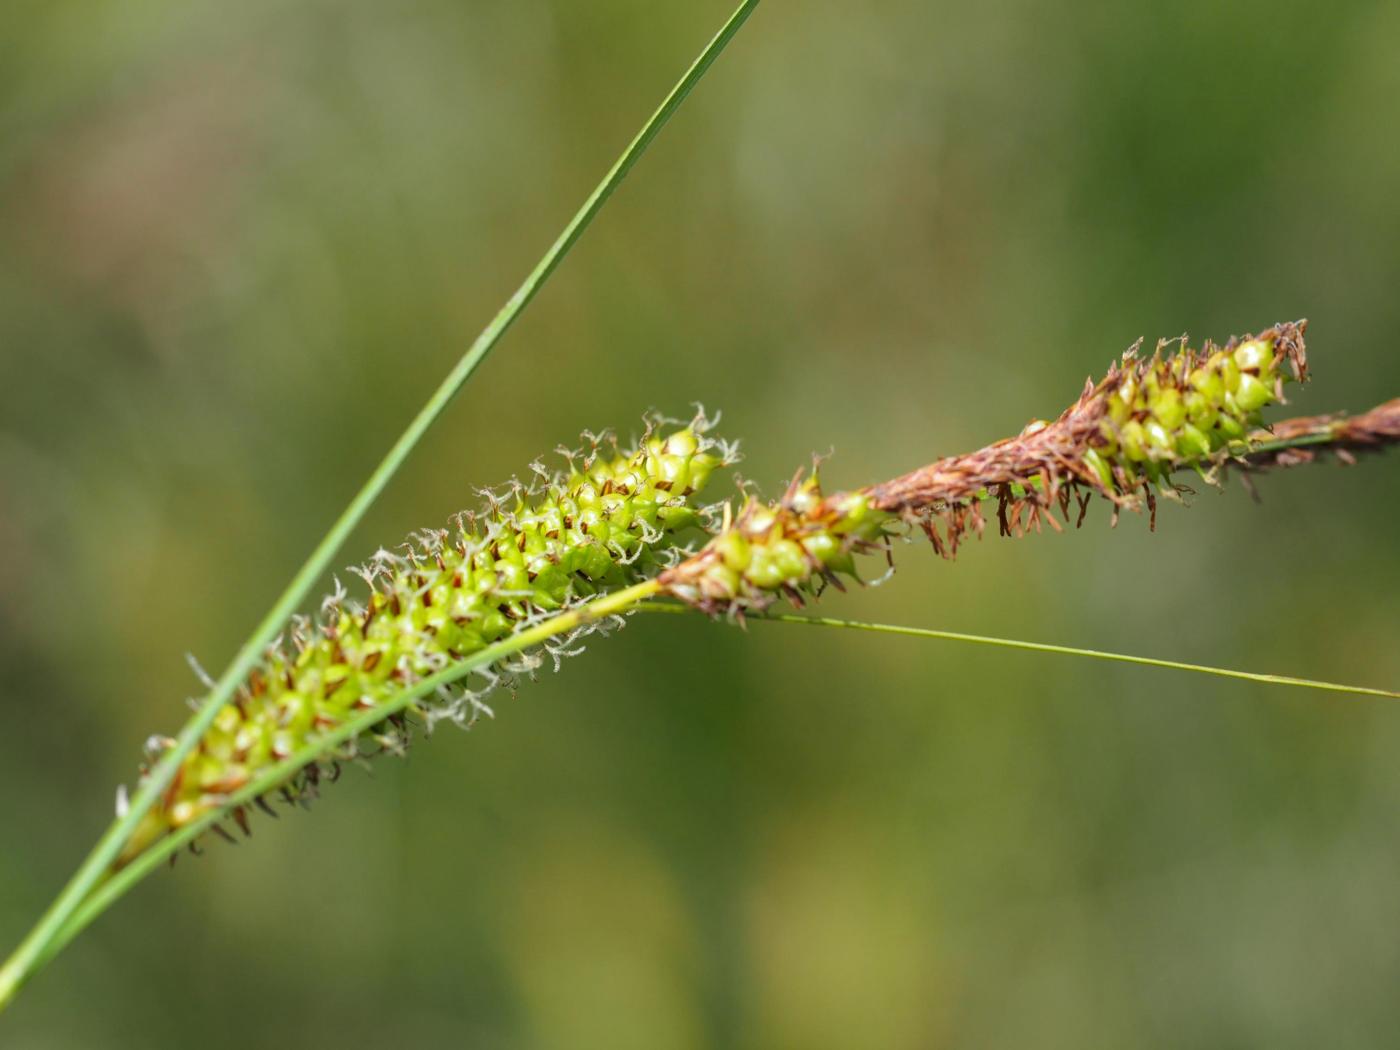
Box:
661, 322, 1336, 615
864, 320, 1309, 541
659, 476, 893, 615
119, 415, 735, 864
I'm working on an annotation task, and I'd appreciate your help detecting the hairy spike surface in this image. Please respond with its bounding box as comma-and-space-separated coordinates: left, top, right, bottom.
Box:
662, 322, 1318, 615
119, 415, 735, 864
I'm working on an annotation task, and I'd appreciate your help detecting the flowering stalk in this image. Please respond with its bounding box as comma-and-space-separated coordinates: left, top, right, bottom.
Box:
111, 326, 1392, 868
35, 368, 1395, 976
660, 322, 1396, 614
5, 315, 1394, 1015
117, 419, 735, 865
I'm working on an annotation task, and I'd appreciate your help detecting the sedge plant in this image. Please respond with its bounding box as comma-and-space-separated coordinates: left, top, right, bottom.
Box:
2, 0, 1397, 1018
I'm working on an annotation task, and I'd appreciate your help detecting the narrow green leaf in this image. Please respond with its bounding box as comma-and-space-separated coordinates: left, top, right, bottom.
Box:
636, 604, 1400, 701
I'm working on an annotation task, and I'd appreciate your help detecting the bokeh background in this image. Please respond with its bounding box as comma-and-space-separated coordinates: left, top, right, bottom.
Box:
3, 2, 1399, 1046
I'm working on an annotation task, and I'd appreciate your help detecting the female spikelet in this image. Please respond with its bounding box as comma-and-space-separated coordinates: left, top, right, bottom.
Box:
119, 415, 736, 863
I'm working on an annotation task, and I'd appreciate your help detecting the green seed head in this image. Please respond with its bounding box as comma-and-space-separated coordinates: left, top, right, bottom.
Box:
660, 471, 895, 615
119, 413, 737, 864
1078, 322, 1307, 499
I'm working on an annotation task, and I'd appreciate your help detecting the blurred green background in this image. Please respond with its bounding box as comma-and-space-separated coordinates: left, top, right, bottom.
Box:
3, 1, 1399, 1046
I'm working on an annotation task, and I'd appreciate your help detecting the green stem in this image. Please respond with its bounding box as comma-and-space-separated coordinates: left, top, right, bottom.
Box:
634, 604, 1400, 701
0, 0, 758, 1014
1242, 432, 1337, 455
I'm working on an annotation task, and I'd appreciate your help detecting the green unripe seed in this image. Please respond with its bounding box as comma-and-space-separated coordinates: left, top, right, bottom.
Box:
659, 455, 690, 490
1176, 423, 1212, 459
1144, 420, 1174, 457
1108, 392, 1134, 426
746, 505, 778, 534
1233, 339, 1272, 372
664, 429, 699, 457
1222, 356, 1242, 394
1234, 372, 1273, 413
712, 564, 743, 596
1216, 413, 1246, 440
1082, 446, 1115, 488
1184, 390, 1218, 430
716, 530, 751, 571
770, 538, 810, 580
1150, 388, 1186, 432
745, 546, 786, 589
1096, 422, 1120, 456
1119, 421, 1148, 462
1191, 366, 1226, 403
657, 505, 700, 531
787, 480, 823, 515
800, 531, 842, 566
689, 459, 719, 491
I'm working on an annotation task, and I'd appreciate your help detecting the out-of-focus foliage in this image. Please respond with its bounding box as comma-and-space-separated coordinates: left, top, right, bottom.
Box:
1, 2, 1397, 1046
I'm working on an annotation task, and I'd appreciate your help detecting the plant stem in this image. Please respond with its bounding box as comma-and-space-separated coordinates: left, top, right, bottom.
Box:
634, 604, 1400, 700
4, 385, 1389, 1009
0, 0, 758, 1014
